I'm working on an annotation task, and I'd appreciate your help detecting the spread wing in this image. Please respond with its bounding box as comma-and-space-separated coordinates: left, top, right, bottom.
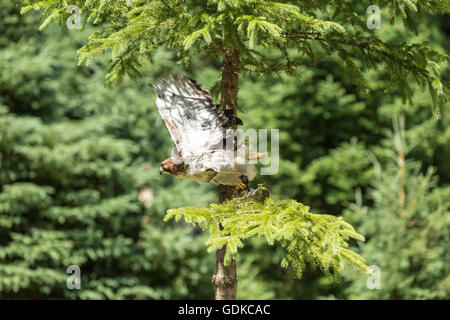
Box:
152, 74, 241, 158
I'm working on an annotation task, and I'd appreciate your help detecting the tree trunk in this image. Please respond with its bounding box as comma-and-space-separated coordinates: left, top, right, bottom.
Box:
212, 49, 240, 300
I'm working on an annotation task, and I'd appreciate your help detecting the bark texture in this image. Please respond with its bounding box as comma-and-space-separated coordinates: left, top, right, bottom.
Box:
212, 49, 240, 300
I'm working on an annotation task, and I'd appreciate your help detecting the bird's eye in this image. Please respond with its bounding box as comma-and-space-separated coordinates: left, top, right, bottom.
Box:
202, 121, 211, 129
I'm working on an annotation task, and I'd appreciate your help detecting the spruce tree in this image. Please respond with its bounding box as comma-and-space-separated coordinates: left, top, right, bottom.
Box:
20, 0, 449, 299
236, 12, 449, 299
240, 10, 450, 211
0, 1, 218, 299
343, 117, 449, 299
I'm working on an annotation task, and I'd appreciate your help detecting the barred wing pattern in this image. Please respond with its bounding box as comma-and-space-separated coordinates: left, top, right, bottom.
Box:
152, 74, 239, 158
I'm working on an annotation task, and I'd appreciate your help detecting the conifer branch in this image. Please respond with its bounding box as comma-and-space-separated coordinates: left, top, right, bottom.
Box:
165, 185, 372, 279
20, 0, 450, 117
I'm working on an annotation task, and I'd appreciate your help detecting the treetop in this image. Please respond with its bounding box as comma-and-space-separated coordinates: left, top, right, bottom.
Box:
20, 0, 450, 116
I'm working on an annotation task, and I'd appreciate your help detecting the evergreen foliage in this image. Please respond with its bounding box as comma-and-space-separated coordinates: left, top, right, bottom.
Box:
225, 10, 450, 299
240, 12, 450, 212
343, 117, 450, 299
8, 0, 449, 299
165, 185, 371, 279
0, 1, 216, 299
20, 0, 450, 116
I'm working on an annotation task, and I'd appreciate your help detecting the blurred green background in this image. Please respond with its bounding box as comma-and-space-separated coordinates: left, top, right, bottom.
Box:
0, 1, 448, 299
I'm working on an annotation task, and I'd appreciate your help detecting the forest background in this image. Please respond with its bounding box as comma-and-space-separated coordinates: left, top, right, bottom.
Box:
0, 0, 448, 299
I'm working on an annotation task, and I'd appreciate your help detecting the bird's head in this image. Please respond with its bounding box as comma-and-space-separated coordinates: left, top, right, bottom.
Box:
160, 158, 188, 176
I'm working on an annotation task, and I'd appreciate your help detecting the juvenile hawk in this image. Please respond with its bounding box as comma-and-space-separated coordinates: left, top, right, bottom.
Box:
152, 74, 257, 186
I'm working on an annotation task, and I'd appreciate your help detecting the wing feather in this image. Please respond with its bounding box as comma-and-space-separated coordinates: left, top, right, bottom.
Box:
152, 74, 240, 157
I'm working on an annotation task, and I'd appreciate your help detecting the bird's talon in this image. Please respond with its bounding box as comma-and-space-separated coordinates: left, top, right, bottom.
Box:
237, 182, 246, 190
236, 175, 250, 195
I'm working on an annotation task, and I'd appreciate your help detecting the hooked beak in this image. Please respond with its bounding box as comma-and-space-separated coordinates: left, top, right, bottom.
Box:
159, 166, 163, 175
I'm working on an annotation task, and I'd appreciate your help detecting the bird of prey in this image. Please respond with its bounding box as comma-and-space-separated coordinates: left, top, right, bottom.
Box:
152, 74, 259, 187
